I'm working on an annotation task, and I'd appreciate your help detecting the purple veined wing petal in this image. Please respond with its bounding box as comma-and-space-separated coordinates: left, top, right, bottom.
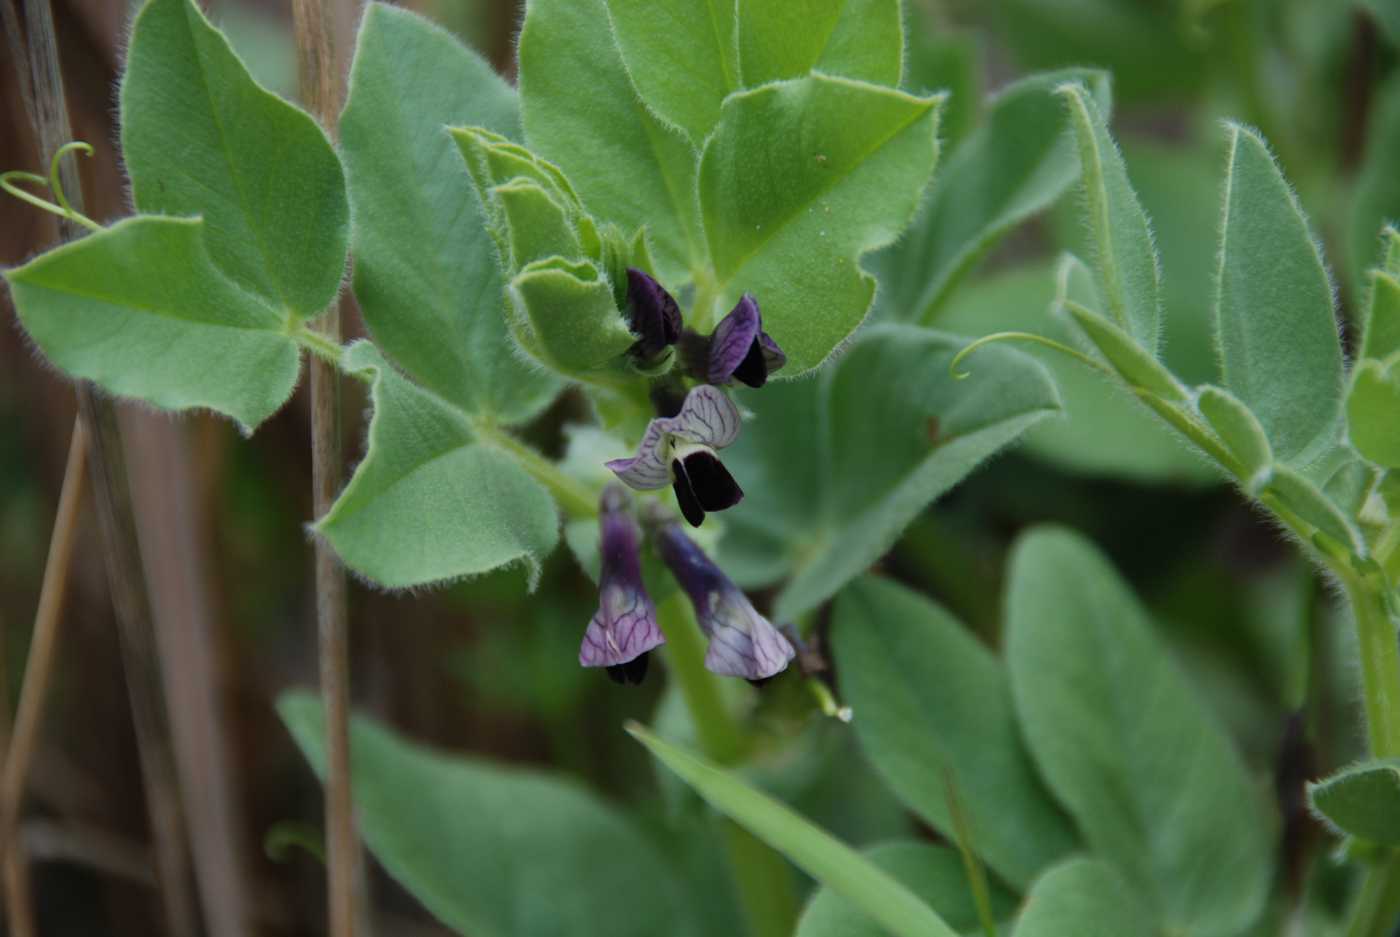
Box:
665, 384, 741, 450
605, 419, 673, 489
708, 296, 762, 385
579, 583, 664, 667
699, 588, 795, 680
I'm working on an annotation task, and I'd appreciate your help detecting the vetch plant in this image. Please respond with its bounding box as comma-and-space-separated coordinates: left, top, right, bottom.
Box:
7, 0, 1393, 935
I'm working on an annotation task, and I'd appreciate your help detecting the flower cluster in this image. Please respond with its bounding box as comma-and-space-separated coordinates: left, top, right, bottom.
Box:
580, 270, 795, 685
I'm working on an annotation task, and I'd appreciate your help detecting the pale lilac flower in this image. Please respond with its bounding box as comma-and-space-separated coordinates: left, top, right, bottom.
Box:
606, 385, 743, 527
580, 486, 663, 684
704, 295, 786, 387
653, 520, 795, 681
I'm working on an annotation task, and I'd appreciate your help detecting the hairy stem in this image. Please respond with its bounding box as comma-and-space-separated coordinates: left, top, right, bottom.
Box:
291, 0, 361, 934
653, 595, 797, 937
1343, 576, 1400, 759
1346, 852, 1400, 937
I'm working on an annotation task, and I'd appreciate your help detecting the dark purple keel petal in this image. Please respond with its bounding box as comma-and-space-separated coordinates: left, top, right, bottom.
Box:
730, 340, 769, 388
757, 330, 786, 375
679, 449, 743, 513
708, 295, 762, 385
607, 653, 650, 685
671, 458, 706, 527
625, 268, 682, 359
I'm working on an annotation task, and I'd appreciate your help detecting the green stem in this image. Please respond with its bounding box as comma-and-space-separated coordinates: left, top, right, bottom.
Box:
471, 421, 598, 519
1346, 853, 1400, 937
1343, 575, 1400, 759
654, 594, 797, 937
292, 326, 344, 365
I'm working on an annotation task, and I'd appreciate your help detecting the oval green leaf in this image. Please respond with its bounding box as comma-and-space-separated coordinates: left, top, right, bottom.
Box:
340, 3, 560, 424
315, 343, 558, 589
1011, 858, 1156, 937
737, 0, 902, 88
1215, 124, 1343, 464
1348, 359, 1400, 469
1196, 385, 1273, 482
1006, 527, 1274, 937
121, 0, 348, 319
832, 576, 1078, 889
4, 216, 299, 434
281, 694, 684, 937
1308, 758, 1400, 846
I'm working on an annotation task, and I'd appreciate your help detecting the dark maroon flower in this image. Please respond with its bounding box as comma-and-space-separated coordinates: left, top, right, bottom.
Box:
653, 520, 795, 680
625, 268, 682, 366
579, 486, 664, 684
707, 295, 786, 387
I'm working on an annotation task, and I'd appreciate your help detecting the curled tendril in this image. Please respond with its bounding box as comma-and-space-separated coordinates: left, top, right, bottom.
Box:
0, 140, 101, 232
948, 331, 1109, 380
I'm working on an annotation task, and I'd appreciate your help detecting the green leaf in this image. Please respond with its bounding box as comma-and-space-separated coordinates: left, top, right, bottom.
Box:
628, 724, 960, 937
495, 179, 585, 270
737, 0, 902, 88
1349, 76, 1400, 297
719, 324, 1060, 620
1361, 269, 1400, 363
4, 216, 299, 433
280, 694, 684, 937
1063, 303, 1185, 402
832, 576, 1077, 889
1057, 82, 1162, 353
121, 0, 347, 318
1348, 360, 1400, 468
340, 3, 560, 424
902, 20, 980, 147
1308, 758, 1400, 846
1007, 527, 1274, 937
796, 841, 1016, 937
315, 343, 558, 588
507, 257, 636, 374
1011, 858, 1157, 937
1196, 385, 1272, 482
936, 264, 1212, 484
519, 0, 702, 281
700, 75, 942, 374
880, 69, 1110, 323
604, 0, 737, 145
1265, 464, 1366, 557
1215, 124, 1343, 464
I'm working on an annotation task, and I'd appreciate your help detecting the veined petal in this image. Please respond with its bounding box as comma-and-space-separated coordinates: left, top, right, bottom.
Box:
606, 385, 741, 490
581, 486, 664, 674
666, 384, 741, 448
654, 521, 794, 680
699, 588, 795, 680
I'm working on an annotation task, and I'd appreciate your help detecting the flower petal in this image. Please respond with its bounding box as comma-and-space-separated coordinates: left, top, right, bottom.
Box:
625, 268, 682, 356
757, 330, 786, 374
700, 589, 795, 680
579, 583, 663, 667
605, 419, 672, 489
671, 458, 707, 528
667, 384, 741, 449
708, 295, 762, 385
679, 449, 743, 512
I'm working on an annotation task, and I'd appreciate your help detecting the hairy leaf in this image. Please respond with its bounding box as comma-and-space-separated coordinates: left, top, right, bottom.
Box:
629, 724, 959, 937
340, 3, 560, 424
1215, 124, 1343, 464
1347, 360, 1400, 468
5, 216, 299, 433
316, 343, 558, 588
718, 324, 1059, 620
700, 75, 942, 373
121, 0, 347, 318
519, 0, 701, 281
1196, 385, 1272, 482
833, 577, 1077, 888
881, 69, 1110, 323
1309, 759, 1400, 846
281, 695, 683, 937
1007, 528, 1274, 936
737, 0, 902, 88
1058, 82, 1161, 352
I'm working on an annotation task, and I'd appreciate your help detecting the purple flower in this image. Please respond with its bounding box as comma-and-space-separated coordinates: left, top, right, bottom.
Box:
606, 385, 743, 528
653, 520, 795, 681
706, 295, 786, 388
625, 268, 682, 365
579, 486, 664, 685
